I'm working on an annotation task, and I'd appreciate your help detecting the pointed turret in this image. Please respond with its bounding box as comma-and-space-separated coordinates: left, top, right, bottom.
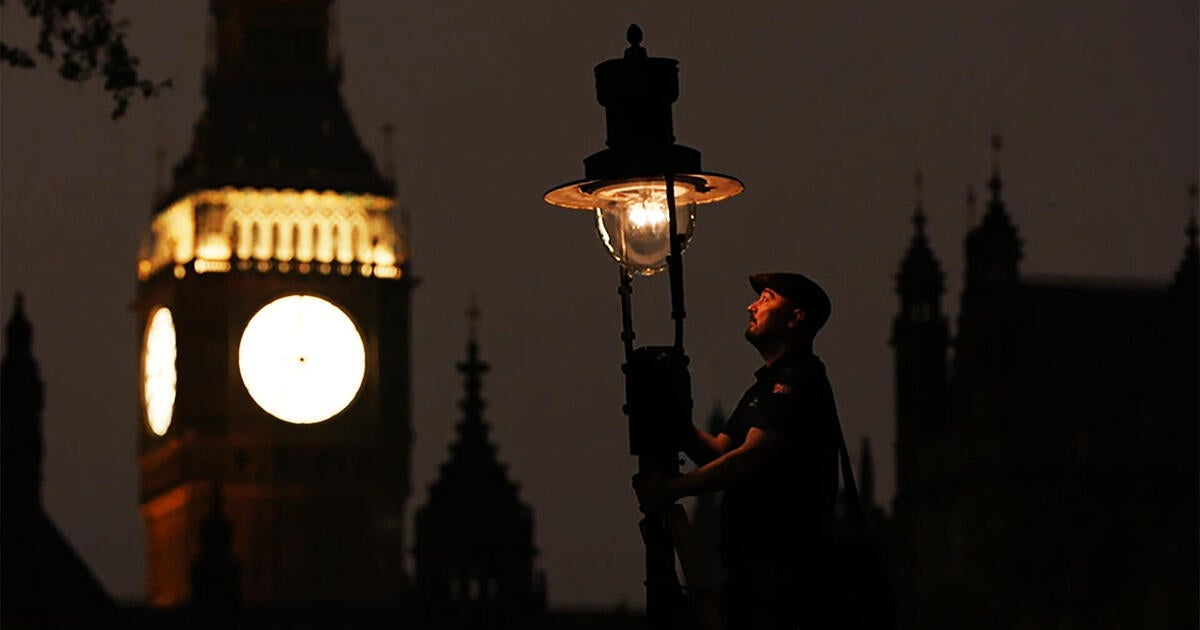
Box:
414, 299, 545, 625
964, 136, 1023, 291
895, 171, 946, 321
1, 293, 45, 513
891, 173, 949, 495
1, 295, 113, 622
160, 0, 390, 210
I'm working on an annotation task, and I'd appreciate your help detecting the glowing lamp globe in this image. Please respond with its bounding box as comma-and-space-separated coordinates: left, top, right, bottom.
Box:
544, 25, 742, 276
593, 180, 694, 275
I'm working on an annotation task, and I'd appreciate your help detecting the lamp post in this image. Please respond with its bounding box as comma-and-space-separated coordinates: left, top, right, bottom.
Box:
544, 24, 743, 629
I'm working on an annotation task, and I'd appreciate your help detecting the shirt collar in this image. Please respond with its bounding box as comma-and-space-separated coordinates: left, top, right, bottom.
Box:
754, 345, 815, 382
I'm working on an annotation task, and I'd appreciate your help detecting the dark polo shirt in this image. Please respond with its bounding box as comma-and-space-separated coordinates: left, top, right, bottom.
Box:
719, 349, 839, 575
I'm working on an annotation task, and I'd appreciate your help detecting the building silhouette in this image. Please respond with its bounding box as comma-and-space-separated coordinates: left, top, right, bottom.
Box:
1, 295, 115, 628
890, 143, 1198, 629
414, 301, 547, 627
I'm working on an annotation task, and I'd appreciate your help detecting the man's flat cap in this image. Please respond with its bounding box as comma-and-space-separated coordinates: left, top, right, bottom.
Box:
749, 272, 832, 333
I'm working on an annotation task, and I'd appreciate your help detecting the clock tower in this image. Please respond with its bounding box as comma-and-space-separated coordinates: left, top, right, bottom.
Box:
134, 0, 413, 605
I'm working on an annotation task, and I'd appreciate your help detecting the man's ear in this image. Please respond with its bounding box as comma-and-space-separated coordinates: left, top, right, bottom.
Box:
788, 307, 807, 328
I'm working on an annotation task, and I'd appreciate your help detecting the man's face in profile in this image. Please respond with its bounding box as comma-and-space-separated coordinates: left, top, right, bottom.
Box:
745, 288, 802, 348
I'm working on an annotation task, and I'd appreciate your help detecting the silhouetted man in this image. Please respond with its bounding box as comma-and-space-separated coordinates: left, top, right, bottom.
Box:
635, 272, 840, 630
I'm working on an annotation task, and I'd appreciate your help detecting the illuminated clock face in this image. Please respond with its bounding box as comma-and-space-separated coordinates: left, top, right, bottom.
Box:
142, 307, 177, 436
238, 294, 366, 424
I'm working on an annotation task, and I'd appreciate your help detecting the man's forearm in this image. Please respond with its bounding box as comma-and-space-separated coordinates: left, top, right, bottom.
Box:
672, 445, 755, 499
672, 428, 779, 501
680, 426, 726, 465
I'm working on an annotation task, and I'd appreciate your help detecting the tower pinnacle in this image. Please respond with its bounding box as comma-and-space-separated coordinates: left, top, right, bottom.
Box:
414, 299, 546, 618
988, 133, 1005, 206
163, 0, 391, 210
896, 171, 944, 302
913, 171, 928, 236
964, 135, 1022, 291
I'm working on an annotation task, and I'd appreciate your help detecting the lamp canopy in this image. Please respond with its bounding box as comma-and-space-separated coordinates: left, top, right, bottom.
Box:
544, 24, 743, 210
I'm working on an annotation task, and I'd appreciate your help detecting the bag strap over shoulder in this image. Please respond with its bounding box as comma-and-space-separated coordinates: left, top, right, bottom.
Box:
835, 413, 863, 527
826, 372, 863, 527
804, 353, 863, 527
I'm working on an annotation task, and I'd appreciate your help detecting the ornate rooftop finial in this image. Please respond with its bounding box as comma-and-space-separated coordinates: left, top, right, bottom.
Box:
896, 171, 944, 302
988, 133, 1005, 202
466, 292, 481, 341
457, 295, 489, 414
912, 170, 927, 236
964, 134, 1022, 291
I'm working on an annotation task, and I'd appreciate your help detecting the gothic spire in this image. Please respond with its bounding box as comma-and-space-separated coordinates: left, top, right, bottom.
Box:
426, 298, 515, 504
456, 295, 491, 451
162, 0, 391, 211
1, 292, 45, 512
896, 171, 945, 303
414, 298, 545, 618
964, 135, 1023, 291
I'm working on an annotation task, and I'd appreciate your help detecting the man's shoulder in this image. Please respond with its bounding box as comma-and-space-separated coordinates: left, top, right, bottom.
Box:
770, 352, 826, 390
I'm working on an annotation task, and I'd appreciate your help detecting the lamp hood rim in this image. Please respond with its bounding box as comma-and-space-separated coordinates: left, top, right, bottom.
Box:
543, 172, 744, 210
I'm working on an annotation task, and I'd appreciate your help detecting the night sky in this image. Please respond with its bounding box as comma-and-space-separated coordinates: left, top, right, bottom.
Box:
1, 0, 1195, 608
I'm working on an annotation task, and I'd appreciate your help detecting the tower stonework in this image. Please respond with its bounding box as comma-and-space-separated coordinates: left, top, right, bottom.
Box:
888, 173, 951, 628
134, 0, 413, 606
890, 149, 1198, 629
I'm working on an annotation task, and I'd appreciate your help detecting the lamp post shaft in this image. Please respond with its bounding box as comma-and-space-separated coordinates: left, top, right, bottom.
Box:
545, 25, 743, 630
666, 173, 686, 350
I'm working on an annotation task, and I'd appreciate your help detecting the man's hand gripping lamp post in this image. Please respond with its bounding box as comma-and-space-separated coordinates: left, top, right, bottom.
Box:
543, 25, 743, 629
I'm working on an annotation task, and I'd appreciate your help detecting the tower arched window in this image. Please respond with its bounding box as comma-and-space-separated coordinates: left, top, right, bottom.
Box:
230, 221, 243, 259
251, 223, 262, 260
292, 224, 304, 261
261, 221, 274, 261
272, 223, 283, 261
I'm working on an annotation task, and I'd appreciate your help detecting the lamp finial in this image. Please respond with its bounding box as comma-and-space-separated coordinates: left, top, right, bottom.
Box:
624, 24, 646, 59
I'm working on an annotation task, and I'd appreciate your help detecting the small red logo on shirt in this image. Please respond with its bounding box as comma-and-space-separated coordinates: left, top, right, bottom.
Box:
772, 383, 793, 395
